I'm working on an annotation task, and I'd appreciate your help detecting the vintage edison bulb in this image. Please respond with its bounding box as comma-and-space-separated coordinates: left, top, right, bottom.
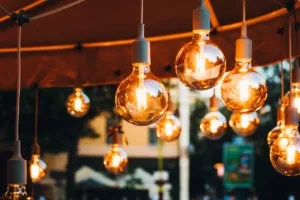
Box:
175, 32, 226, 90
115, 65, 168, 126
66, 88, 90, 117
270, 125, 300, 176
283, 83, 300, 118
30, 154, 47, 182
0, 185, 29, 200
104, 144, 128, 174
267, 106, 286, 147
229, 112, 260, 136
221, 61, 267, 113
156, 111, 181, 142
200, 111, 227, 140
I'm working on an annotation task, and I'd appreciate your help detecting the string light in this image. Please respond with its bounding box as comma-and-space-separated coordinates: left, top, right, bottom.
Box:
175, 0, 226, 90
270, 13, 300, 176
200, 90, 227, 140
115, 0, 168, 126
221, 0, 267, 113
66, 87, 90, 117
229, 112, 259, 136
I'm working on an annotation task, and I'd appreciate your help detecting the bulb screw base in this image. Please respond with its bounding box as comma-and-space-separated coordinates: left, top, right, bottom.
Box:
292, 68, 300, 83
31, 141, 40, 156
132, 24, 151, 65
7, 141, 27, 185
209, 95, 219, 112
192, 1, 210, 33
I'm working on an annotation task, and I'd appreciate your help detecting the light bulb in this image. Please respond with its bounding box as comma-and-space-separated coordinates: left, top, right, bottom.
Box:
66, 88, 90, 117
267, 106, 286, 147
0, 185, 30, 200
270, 125, 300, 176
229, 112, 260, 136
115, 65, 168, 126
283, 83, 300, 118
104, 144, 128, 174
221, 61, 267, 113
175, 32, 226, 90
156, 111, 181, 142
29, 154, 47, 182
200, 111, 227, 140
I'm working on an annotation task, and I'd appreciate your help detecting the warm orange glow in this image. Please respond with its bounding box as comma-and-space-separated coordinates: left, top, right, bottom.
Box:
238, 79, 249, 102
156, 111, 181, 142
29, 155, 47, 182
66, 88, 90, 117
200, 111, 227, 140
104, 145, 128, 174
229, 112, 259, 136
209, 118, 219, 133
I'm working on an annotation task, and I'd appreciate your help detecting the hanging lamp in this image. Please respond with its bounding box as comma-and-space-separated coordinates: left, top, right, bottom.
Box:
175, 0, 226, 90
221, 0, 267, 113
115, 0, 168, 126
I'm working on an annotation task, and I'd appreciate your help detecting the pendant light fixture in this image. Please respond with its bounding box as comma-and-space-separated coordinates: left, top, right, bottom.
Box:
66, 44, 90, 117
175, 0, 226, 90
200, 90, 227, 140
104, 108, 128, 174
0, 12, 30, 200
156, 72, 181, 142
30, 86, 47, 182
229, 112, 260, 137
270, 14, 300, 176
115, 0, 168, 126
267, 61, 286, 147
221, 0, 267, 113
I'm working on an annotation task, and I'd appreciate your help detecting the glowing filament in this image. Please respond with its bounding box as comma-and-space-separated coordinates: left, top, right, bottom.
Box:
287, 145, 296, 165
210, 118, 219, 133
165, 121, 173, 136
195, 52, 205, 77
238, 79, 249, 102
241, 114, 250, 128
74, 98, 82, 111
294, 97, 300, 113
136, 66, 147, 110
30, 163, 40, 179
112, 154, 121, 167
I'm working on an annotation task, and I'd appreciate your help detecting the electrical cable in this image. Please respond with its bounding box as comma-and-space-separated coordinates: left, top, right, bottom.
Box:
280, 60, 284, 101
15, 26, 21, 141
0, 5, 11, 16
140, 0, 143, 24
31, 0, 85, 21
289, 13, 293, 91
34, 86, 39, 143
241, 0, 247, 37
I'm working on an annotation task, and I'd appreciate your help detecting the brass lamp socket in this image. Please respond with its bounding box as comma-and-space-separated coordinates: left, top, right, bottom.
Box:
7, 141, 27, 185
112, 132, 121, 145
31, 142, 40, 156
132, 24, 151, 65
209, 95, 219, 112
192, 1, 210, 33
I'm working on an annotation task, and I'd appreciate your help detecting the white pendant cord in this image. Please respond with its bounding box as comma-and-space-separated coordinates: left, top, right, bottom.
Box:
289, 14, 293, 92
15, 26, 21, 142
140, 0, 144, 24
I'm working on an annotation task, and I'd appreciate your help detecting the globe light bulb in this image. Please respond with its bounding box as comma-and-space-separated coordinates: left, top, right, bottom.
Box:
0, 185, 30, 200
104, 144, 128, 174
229, 112, 260, 136
66, 88, 90, 117
221, 61, 267, 113
200, 111, 227, 140
29, 154, 47, 182
115, 65, 168, 126
175, 0, 226, 91
267, 106, 286, 147
156, 111, 181, 142
270, 125, 300, 176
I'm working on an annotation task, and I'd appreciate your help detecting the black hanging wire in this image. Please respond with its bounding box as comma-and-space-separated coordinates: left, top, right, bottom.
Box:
293, 2, 299, 68
34, 85, 39, 144
75, 43, 83, 87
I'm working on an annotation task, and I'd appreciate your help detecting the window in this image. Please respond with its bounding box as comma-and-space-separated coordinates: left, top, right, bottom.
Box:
148, 127, 157, 145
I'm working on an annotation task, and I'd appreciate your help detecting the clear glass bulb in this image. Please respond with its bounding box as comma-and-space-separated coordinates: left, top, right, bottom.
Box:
104, 144, 128, 174
66, 88, 90, 117
156, 111, 181, 142
29, 154, 47, 182
0, 185, 30, 200
270, 125, 300, 176
267, 106, 286, 148
200, 111, 227, 140
229, 112, 260, 136
221, 61, 267, 113
283, 83, 300, 118
175, 32, 226, 90
115, 65, 168, 126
